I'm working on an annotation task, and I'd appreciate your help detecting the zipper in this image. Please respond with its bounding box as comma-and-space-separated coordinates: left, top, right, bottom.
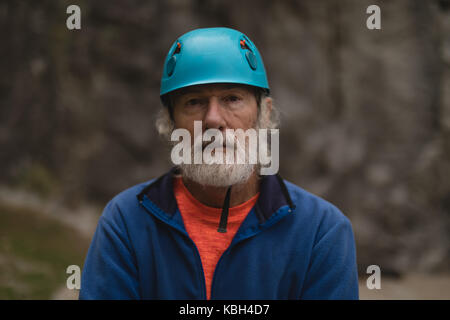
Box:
210, 205, 293, 299
139, 195, 208, 300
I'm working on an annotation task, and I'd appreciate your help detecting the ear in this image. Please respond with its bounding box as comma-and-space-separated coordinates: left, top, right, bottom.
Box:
261, 96, 273, 128
264, 96, 273, 114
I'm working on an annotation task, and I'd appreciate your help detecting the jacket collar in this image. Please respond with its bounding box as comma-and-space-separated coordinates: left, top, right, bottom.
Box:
137, 167, 294, 224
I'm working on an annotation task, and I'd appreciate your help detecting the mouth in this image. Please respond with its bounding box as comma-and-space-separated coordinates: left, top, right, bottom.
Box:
201, 141, 235, 150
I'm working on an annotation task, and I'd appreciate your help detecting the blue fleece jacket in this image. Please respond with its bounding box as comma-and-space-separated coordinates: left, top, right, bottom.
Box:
79, 169, 359, 299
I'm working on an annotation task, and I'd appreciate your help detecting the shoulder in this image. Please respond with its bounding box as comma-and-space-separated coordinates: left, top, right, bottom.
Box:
100, 179, 156, 225
282, 179, 353, 234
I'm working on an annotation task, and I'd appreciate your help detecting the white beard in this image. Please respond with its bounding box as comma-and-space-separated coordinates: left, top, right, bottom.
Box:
179, 162, 257, 187
178, 139, 258, 187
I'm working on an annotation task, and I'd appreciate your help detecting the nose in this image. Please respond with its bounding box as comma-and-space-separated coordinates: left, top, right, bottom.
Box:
204, 97, 226, 131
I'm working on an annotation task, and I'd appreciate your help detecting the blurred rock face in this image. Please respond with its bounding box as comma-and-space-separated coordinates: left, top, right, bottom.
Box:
0, 0, 449, 274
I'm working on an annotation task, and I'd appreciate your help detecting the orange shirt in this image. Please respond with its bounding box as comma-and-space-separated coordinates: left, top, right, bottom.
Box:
173, 177, 259, 300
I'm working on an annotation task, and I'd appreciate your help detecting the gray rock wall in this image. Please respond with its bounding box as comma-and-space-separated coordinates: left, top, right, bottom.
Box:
1, 0, 449, 274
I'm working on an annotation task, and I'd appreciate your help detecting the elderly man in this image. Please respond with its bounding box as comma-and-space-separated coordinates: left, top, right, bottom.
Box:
80, 27, 359, 300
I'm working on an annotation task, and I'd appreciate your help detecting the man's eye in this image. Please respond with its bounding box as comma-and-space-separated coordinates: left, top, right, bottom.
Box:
186, 99, 201, 106
224, 95, 240, 103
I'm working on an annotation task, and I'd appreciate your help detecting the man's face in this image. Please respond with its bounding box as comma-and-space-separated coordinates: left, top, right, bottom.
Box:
171, 83, 258, 134
170, 83, 260, 187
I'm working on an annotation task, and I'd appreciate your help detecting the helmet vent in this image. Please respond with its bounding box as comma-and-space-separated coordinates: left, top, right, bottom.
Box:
166, 41, 181, 77
174, 42, 181, 54
240, 39, 251, 51
239, 37, 257, 70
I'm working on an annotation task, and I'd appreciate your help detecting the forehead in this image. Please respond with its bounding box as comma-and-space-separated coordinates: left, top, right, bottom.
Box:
172, 83, 255, 97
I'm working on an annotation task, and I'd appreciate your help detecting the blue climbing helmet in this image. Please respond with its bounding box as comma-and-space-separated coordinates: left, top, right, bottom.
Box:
160, 27, 270, 98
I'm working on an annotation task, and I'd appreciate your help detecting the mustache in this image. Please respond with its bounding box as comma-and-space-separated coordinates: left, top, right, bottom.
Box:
203, 129, 250, 147
168, 123, 264, 154
201, 140, 236, 149
200, 135, 246, 151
